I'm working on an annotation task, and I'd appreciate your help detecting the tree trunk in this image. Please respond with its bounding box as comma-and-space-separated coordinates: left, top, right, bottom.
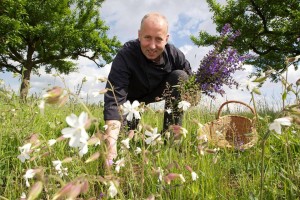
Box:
20, 65, 32, 101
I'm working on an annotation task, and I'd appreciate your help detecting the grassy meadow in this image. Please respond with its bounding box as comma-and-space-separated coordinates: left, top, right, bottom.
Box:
0, 86, 300, 200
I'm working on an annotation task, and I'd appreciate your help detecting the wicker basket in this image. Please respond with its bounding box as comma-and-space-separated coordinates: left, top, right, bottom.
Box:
199, 100, 258, 150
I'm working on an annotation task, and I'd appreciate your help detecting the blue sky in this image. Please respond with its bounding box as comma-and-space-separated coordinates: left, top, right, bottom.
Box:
1, 0, 299, 108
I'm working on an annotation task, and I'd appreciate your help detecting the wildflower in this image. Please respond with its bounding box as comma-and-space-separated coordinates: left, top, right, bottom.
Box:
121, 138, 130, 149
269, 117, 292, 134
17, 143, 32, 163
87, 135, 101, 146
38, 100, 45, 114
195, 24, 251, 98
240, 76, 260, 92
166, 108, 172, 114
27, 181, 43, 200
61, 112, 90, 149
191, 171, 199, 181
48, 139, 57, 146
157, 167, 164, 182
164, 173, 185, 184
85, 152, 100, 163
145, 127, 161, 145
185, 165, 199, 181
178, 100, 191, 111
91, 75, 107, 84
170, 125, 188, 139
103, 125, 108, 130
108, 181, 118, 198
52, 160, 63, 171
115, 158, 125, 173
43, 86, 65, 105
78, 140, 89, 157
20, 192, 26, 200
198, 134, 208, 142
135, 147, 142, 154
52, 160, 68, 177
122, 100, 141, 121
24, 169, 36, 187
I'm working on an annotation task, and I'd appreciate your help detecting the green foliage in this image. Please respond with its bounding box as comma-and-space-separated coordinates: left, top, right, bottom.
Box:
191, 0, 300, 73
0, 0, 121, 98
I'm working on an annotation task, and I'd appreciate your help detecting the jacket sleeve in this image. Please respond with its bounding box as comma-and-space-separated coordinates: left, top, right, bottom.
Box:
169, 44, 193, 75
104, 52, 130, 120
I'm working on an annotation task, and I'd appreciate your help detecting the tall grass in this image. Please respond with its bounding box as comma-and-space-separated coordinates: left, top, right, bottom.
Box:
1, 91, 299, 200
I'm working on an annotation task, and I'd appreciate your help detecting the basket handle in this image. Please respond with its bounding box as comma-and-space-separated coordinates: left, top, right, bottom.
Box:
217, 100, 256, 120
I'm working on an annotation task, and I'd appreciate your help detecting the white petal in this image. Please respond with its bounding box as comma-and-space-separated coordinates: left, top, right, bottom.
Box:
66, 114, 78, 127
61, 127, 77, 138
131, 100, 140, 108
78, 112, 88, 126
269, 122, 281, 134
133, 111, 141, 119
275, 117, 291, 126
126, 112, 134, 121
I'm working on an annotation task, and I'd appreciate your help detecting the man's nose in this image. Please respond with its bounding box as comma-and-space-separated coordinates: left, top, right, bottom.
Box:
149, 39, 156, 49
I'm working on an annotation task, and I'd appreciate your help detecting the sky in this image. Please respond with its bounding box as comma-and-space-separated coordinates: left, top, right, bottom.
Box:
1, 0, 299, 109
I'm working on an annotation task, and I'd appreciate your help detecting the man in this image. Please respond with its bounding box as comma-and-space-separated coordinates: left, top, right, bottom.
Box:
103, 12, 192, 165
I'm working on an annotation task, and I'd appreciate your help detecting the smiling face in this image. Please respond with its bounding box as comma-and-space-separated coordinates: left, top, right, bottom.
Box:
138, 13, 169, 62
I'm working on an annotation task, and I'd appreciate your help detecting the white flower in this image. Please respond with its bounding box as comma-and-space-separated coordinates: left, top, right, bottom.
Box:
198, 134, 208, 142
181, 127, 188, 137
20, 192, 26, 199
122, 100, 141, 121
103, 125, 108, 130
269, 117, 292, 134
121, 138, 130, 149
158, 167, 164, 182
240, 76, 259, 92
78, 140, 89, 157
115, 158, 125, 173
145, 127, 161, 145
178, 101, 191, 111
48, 139, 57, 146
166, 108, 172, 114
52, 160, 63, 171
38, 100, 45, 115
108, 181, 118, 198
23, 169, 36, 187
135, 147, 142, 154
179, 174, 186, 183
61, 112, 90, 148
17, 143, 32, 163
191, 171, 199, 181
52, 160, 68, 177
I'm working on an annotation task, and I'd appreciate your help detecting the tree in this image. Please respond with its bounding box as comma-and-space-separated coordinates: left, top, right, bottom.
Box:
0, 0, 121, 100
191, 0, 300, 74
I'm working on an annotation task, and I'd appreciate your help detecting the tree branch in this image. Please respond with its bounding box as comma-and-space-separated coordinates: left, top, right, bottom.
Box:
249, 0, 270, 33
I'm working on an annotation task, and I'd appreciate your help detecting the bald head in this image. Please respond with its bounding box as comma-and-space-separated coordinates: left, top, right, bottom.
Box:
140, 12, 169, 33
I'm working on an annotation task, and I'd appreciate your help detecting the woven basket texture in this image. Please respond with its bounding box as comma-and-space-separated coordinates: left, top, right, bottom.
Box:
199, 101, 258, 150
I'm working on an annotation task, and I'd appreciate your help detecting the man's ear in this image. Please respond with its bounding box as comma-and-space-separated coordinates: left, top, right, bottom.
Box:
166, 34, 169, 43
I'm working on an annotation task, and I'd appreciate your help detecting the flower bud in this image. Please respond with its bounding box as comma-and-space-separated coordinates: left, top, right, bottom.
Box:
287, 84, 293, 92
43, 86, 64, 104
27, 181, 43, 200
296, 78, 300, 86
185, 165, 193, 173
62, 157, 73, 163
252, 87, 261, 95
85, 152, 100, 163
